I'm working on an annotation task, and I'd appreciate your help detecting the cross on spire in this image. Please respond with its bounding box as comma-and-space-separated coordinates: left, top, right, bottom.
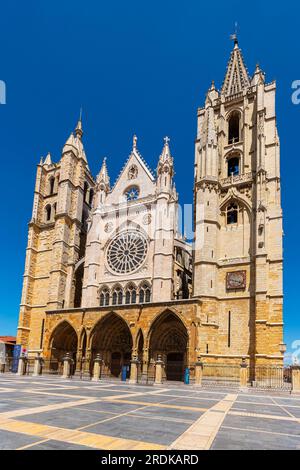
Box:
164, 136, 170, 145
230, 21, 239, 46
133, 134, 137, 150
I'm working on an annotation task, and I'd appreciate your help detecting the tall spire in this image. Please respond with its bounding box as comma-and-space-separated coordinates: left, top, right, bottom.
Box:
157, 136, 174, 194
221, 38, 250, 97
62, 115, 88, 168
43, 152, 52, 166
159, 136, 173, 165
95, 158, 110, 207
75, 108, 83, 140
96, 157, 110, 190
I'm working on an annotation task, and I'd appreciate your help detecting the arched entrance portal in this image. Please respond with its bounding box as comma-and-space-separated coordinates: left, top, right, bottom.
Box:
49, 321, 78, 374
91, 313, 133, 378
149, 311, 188, 382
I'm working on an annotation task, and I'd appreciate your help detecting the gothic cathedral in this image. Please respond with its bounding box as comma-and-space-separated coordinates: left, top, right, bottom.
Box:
17, 39, 284, 381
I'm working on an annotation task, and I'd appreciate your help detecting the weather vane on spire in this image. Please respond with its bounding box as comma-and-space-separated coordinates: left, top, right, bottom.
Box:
230, 21, 239, 46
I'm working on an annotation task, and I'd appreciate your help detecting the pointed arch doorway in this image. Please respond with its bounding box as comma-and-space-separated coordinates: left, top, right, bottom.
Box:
149, 311, 188, 382
90, 313, 133, 378
49, 321, 78, 375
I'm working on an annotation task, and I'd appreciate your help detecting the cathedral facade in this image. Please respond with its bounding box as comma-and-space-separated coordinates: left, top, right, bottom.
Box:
16, 40, 285, 381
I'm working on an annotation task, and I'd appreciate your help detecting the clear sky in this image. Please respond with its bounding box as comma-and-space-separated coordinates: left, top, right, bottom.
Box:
0, 1, 299, 361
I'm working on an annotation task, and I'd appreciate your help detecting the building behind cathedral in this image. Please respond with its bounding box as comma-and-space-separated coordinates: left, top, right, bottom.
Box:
16, 39, 285, 381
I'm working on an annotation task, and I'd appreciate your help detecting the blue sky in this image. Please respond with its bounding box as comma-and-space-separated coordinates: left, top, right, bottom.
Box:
0, 1, 299, 360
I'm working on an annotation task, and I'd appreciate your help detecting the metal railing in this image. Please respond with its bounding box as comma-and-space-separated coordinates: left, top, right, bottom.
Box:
41, 359, 63, 375
249, 366, 292, 391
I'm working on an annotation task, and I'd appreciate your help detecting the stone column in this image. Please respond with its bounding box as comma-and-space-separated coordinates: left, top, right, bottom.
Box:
0, 355, 5, 374
76, 348, 83, 375
129, 355, 139, 384
17, 356, 27, 376
62, 353, 72, 379
154, 355, 164, 385
92, 354, 103, 382
292, 366, 300, 394
239, 357, 248, 389
194, 355, 203, 387
141, 347, 149, 383
33, 354, 43, 377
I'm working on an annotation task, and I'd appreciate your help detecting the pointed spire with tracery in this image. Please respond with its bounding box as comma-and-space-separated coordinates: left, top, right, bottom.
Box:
159, 136, 173, 165
62, 114, 89, 168
96, 157, 110, 192
221, 37, 250, 97
157, 136, 174, 183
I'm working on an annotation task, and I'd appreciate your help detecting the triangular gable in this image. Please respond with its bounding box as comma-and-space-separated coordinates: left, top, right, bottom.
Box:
106, 149, 156, 205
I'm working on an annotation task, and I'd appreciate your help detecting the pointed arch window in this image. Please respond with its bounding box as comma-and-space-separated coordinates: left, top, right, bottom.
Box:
125, 284, 137, 305
227, 203, 238, 225
89, 188, 94, 206
100, 288, 110, 307
112, 286, 123, 306
83, 182, 89, 203
139, 283, 151, 303
228, 112, 240, 144
227, 156, 240, 176
45, 204, 51, 222
49, 176, 55, 195
54, 174, 60, 193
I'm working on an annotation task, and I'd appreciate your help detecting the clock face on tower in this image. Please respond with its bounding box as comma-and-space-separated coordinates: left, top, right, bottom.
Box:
226, 271, 246, 290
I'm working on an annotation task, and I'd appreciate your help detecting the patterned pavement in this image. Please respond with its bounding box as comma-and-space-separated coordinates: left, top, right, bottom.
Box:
0, 374, 299, 450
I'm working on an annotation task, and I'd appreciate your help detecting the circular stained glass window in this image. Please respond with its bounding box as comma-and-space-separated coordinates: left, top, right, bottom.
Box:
106, 231, 148, 274
125, 186, 139, 201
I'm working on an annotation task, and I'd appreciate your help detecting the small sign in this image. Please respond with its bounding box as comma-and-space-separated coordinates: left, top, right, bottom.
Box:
12, 345, 22, 373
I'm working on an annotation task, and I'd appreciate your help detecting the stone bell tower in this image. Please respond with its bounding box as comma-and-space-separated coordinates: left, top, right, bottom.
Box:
193, 37, 284, 364
17, 118, 95, 352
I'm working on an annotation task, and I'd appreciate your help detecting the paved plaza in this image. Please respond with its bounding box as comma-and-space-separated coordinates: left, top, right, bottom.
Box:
0, 374, 299, 450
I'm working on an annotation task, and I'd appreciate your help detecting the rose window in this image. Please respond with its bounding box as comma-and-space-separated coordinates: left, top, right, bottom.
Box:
125, 186, 139, 201
106, 231, 148, 274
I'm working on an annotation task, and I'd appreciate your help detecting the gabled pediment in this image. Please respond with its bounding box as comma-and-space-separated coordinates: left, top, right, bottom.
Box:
106, 147, 156, 205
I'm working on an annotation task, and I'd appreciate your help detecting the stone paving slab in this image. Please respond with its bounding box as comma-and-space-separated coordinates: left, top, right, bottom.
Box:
231, 403, 291, 417
77, 401, 144, 414
222, 414, 300, 435
29, 440, 98, 450
162, 398, 215, 409
0, 390, 81, 402
17, 408, 115, 430
29, 388, 124, 398
284, 407, 300, 418
130, 405, 203, 421
274, 398, 300, 407
1, 375, 300, 450
85, 414, 189, 445
235, 395, 275, 404
211, 427, 300, 450
0, 429, 43, 450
